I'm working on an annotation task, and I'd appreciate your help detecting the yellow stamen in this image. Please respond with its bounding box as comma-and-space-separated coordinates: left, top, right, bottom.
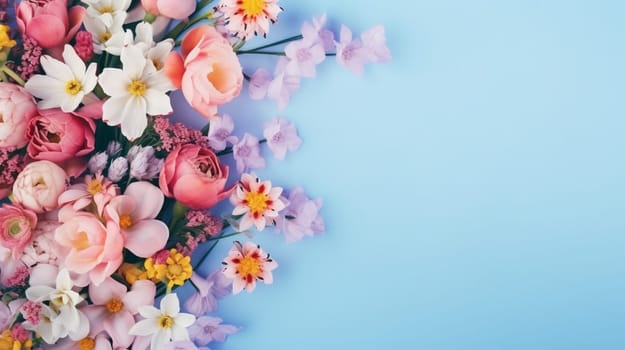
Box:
128, 79, 147, 97
87, 179, 103, 195
158, 315, 174, 329
100, 31, 112, 43
77, 337, 95, 350
240, 0, 266, 16
99, 6, 114, 14
65, 79, 82, 96
71, 231, 90, 251
119, 214, 133, 229
106, 298, 124, 313
236, 256, 262, 277
245, 191, 269, 215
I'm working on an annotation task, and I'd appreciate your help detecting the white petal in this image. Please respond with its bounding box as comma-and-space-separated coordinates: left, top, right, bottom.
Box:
129, 319, 158, 336
144, 89, 172, 116
62, 45, 86, 81
120, 97, 147, 140
102, 95, 129, 125
160, 294, 180, 316
56, 269, 73, 291
24, 75, 64, 100
138, 305, 161, 319
60, 92, 84, 112
82, 63, 99, 93
170, 324, 190, 341
99, 68, 130, 97
173, 313, 195, 328
40, 55, 73, 81
25, 285, 54, 302
121, 45, 147, 79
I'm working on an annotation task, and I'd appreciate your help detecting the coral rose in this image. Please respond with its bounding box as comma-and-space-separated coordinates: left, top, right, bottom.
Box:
0, 204, 38, 257
165, 26, 243, 119
12, 160, 67, 213
159, 144, 233, 209
0, 83, 38, 149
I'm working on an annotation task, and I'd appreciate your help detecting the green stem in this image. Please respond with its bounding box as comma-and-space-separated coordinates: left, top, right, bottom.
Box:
205, 231, 244, 242
237, 34, 303, 53
237, 50, 286, 56
193, 240, 219, 270
166, 0, 216, 40
1, 66, 24, 86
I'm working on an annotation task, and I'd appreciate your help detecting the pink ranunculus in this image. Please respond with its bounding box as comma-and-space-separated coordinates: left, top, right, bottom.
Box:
12, 160, 67, 213
159, 144, 234, 209
54, 213, 124, 285
16, 0, 86, 59
0, 83, 38, 149
164, 26, 243, 119
141, 0, 196, 20
0, 204, 38, 257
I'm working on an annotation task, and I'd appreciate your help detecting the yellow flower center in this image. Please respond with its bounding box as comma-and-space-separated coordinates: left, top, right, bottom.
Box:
240, 0, 266, 16
245, 191, 269, 215
99, 6, 114, 14
100, 31, 112, 43
128, 79, 147, 97
158, 315, 174, 329
87, 179, 103, 195
72, 231, 90, 251
237, 256, 262, 277
119, 214, 133, 229
152, 59, 163, 70
165, 250, 192, 288
106, 298, 124, 313
77, 337, 95, 350
118, 263, 149, 285
0, 25, 16, 49
65, 79, 82, 96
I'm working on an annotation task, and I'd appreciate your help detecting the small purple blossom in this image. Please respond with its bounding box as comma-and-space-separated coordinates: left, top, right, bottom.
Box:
303, 14, 335, 52
207, 114, 238, 151
87, 152, 108, 174
232, 133, 265, 173
275, 187, 325, 243
267, 57, 301, 110
248, 68, 272, 100
284, 37, 325, 78
361, 25, 392, 63
127, 145, 163, 180
107, 157, 129, 182
106, 141, 122, 156
161, 341, 200, 350
335, 25, 368, 75
184, 270, 232, 316
188, 316, 238, 347
263, 118, 302, 160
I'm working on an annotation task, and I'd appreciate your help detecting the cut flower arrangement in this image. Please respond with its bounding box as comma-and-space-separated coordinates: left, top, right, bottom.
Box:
0, 0, 390, 348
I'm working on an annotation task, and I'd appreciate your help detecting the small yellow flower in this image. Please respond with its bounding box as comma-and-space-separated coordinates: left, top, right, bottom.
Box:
0, 329, 32, 350
144, 249, 192, 291
144, 258, 167, 282
118, 263, 149, 285
0, 25, 16, 50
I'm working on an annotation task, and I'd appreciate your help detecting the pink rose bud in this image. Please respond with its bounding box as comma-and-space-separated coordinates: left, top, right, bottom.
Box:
0, 83, 38, 149
159, 144, 234, 209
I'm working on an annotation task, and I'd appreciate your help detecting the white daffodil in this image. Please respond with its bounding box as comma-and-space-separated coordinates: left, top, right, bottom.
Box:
23, 269, 90, 343
134, 22, 174, 70
129, 293, 196, 350
99, 44, 173, 140
83, 13, 127, 54
83, 0, 131, 27
24, 45, 97, 112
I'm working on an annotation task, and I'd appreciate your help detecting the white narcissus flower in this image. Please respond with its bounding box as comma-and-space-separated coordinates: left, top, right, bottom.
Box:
129, 293, 196, 350
24, 45, 97, 112
134, 22, 174, 71
83, 0, 131, 27
98, 44, 173, 140
83, 13, 128, 54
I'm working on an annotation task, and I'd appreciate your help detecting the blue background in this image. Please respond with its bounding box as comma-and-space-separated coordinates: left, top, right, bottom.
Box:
174, 0, 625, 349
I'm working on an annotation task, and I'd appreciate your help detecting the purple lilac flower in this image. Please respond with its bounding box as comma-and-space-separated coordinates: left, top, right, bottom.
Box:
232, 133, 265, 173
106, 141, 122, 156
107, 157, 129, 182
335, 25, 368, 75
263, 118, 302, 160
304, 14, 335, 52
248, 68, 271, 100
87, 152, 108, 174
207, 114, 238, 151
361, 25, 392, 63
284, 36, 325, 78
267, 57, 301, 110
275, 187, 325, 243
184, 270, 232, 316
161, 341, 200, 350
127, 145, 163, 180
188, 316, 238, 347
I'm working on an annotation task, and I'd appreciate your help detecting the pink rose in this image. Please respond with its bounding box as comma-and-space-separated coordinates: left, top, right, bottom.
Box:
16, 0, 85, 58
27, 104, 99, 167
165, 26, 243, 119
0, 83, 38, 149
141, 0, 196, 20
55, 213, 124, 285
0, 204, 38, 257
12, 160, 67, 213
159, 144, 234, 209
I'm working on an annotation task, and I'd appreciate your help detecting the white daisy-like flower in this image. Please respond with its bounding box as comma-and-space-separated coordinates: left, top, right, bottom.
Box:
98, 44, 173, 140
83, 0, 131, 27
129, 293, 196, 350
230, 173, 286, 231
25, 45, 97, 112
83, 13, 127, 54
218, 0, 283, 39
134, 22, 174, 70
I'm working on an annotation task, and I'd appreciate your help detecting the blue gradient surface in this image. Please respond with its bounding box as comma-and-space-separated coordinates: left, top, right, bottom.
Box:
175, 0, 625, 348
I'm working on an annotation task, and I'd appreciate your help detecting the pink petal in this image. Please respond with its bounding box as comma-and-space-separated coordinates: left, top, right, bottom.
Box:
125, 182, 164, 220
106, 311, 135, 348
123, 280, 156, 315
124, 220, 169, 258
26, 15, 66, 48
89, 277, 127, 305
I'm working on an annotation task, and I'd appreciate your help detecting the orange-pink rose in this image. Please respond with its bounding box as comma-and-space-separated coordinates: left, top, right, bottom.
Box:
16, 0, 85, 59
165, 26, 243, 119
159, 144, 234, 209
55, 213, 124, 285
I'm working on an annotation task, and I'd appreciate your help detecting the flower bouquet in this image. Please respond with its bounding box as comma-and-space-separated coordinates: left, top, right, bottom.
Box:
0, 0, 390, 348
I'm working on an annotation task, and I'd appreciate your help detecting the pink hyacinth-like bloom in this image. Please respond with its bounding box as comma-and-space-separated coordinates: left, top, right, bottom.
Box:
81, 277, 156, 348
335, 25, 368, 75
58, 173, 118, 216
230, 173, 285, 231
74, 30, 94, 62
184, 270, 231, 315
222, 241, 278, 294
0, 149, 25, 200
207, 114, 238, 152
232, 133, 265, 174
153, 116, 210, 152
263, 118, 302, 160
275, 187, 325, 243
104, 181, 169, 258
17, 37, 43, 81
188, 316, 238, 346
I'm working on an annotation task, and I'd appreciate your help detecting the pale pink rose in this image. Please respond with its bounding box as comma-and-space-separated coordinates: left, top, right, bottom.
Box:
141, 0, 195, 20
104, 181, 169, 258
159, 144, 234, 209
12, 160, 67, 213
165, 26, 243, 119
16, 0, 86, 59
0, 83, 38, 149
0, 204, 38, 257
54, 213, 124, 285
20, 220, 66, 267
